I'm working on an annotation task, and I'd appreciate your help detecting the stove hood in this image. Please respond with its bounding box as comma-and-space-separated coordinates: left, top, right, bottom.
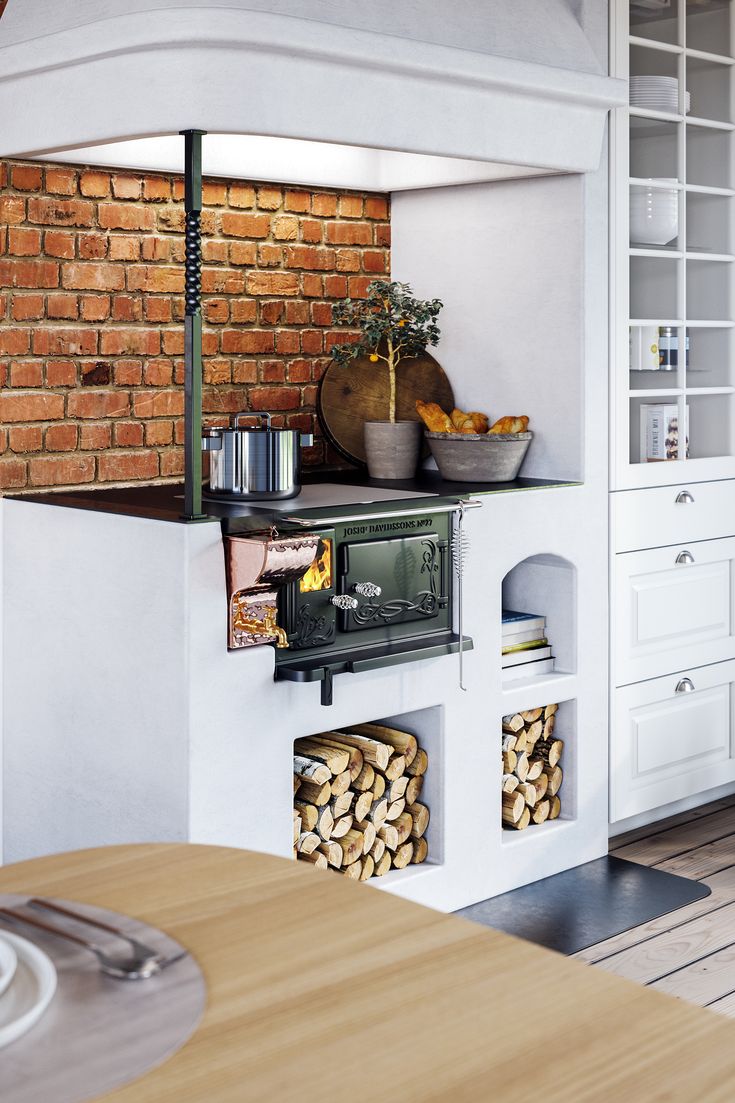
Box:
0, 0, 626, 189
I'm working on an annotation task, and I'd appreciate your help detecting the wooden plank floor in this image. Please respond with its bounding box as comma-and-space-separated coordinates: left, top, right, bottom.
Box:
576, 795, 735, 1017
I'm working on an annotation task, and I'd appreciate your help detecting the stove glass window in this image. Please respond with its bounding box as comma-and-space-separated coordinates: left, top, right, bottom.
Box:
299, 538, 332, 593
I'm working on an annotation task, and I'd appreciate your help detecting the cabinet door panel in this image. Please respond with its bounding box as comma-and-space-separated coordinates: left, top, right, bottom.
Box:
611, 662, 735, 823
614, 538, 735, 685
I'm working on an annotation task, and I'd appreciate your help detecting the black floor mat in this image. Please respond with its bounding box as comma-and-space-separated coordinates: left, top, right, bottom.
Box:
455, 855, 711, 955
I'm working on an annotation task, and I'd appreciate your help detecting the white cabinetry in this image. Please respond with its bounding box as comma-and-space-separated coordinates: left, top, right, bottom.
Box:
611, 0, 735, 824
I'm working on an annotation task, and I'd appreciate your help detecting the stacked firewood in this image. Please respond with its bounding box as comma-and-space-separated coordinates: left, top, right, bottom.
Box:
292, 723, 429, 879
502, 704, 563, 830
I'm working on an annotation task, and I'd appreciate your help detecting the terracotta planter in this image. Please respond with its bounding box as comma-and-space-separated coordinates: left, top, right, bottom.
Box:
363, 420, 422, 480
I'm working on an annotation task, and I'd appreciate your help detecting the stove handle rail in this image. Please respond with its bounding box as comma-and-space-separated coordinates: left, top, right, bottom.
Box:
281, 499, 483, 528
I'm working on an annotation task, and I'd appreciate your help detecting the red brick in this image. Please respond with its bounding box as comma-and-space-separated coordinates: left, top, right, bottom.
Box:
157, 208, 185, 232
256, 187, 282, 210
9, 359, 42, 386
45, 424, 78, 451
109, 236, 140, 261
366, 197, 389, 220
301, 384, 319, 406
160, 450, 184, 477
0, 197, 25, 225
325, 222, 371, 246
126, 266, 183, 293
229, 242, 257, 266
78, 233, 108, 260
202, 388, 250, 414
202, 298, 228, 324
0, 391, 64, 422
110, 294, 139, 322
273, 216, 298, 241
335, 249, 360, 272
11, 294, 44, 321
98, 449, 159, 481
227, 302, 255, 327
338, 195, 363, 219
32, 328, 97, 356
232, 360, 257, 384
98, 329, 160, 356
132, 390, 184, 418
141, 237, 170, 262
246, 272, 299, 297
83, 294, 112, 322
45, 168, 77, 196
221, 212, 270, 239
98, 203, 155, 232
44, 230, 75, 259
0, 329, 30, 355
142, 177, 171, 202
0, 259, 59, 288
285, 190, 310, 213
111, 175, 142, 200
374, 223, 390, 247
220, 329, 275, 355
312, 193, 337, 217
201, 269, 245, 295
114, 421, 145, 447
276, 331, 300, 355
259, 300, 284, 325
0, 458, 28, 489
67, 391, 130, 419
257, 245, 282, 268
311, 302, 333, 326
143, 360, 174, 386
348, 276, 372, 298
202, 181, 227, 205
259, 360, 286, 383
285, 246, 335, 270
113, 360, 143, 386
29, 455, 95, 486
161, 331, 184, 356
46, 360, 77, 387
229, 184, 256, 209
79, 423, 112, 449
81, 362, 111, 386
61, 262, 124, 291
9, 425, 43, 452
27, 197, 93, 227
47, 292, 79, 319
144, 296, 173, 323
144, 420, 173, 446
287, 360, 311, 383
285, 301, 309, 325
302, 274, 324, 297
8, 228, 41, 256
0, 427, 6, 453
250, 386, 300, 411
363, 250, 387, 273
300, 220, 322, 243
80, 171, 110, 198
11, 165, 43, 191
301, 330, 323, 354
203, 359, 231, 385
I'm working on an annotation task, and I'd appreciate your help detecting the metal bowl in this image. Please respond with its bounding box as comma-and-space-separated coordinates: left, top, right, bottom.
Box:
425, 431, 533, 482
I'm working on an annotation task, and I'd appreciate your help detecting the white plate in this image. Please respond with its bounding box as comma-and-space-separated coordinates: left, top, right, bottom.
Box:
0, 934, 18, 999
0, 931, 57, 1050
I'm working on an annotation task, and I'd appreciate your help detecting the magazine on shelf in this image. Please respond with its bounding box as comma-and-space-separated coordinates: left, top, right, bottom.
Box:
502, 656, 555, 683
501, 609, 546, 636
502, 645, 552, 669
502, 627, 549, 647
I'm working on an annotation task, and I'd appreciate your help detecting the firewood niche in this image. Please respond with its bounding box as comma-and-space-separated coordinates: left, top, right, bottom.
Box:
292, 723, 429, 879
502, 704, 563, 830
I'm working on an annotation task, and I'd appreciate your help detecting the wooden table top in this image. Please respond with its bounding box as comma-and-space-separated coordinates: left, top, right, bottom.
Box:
3, 843, 735, 1102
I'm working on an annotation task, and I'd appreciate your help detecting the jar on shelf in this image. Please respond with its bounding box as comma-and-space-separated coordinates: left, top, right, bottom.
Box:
658, 326, 689, 371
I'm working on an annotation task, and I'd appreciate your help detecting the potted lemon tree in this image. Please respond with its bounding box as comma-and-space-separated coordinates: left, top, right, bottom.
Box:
331, 280, 443, 479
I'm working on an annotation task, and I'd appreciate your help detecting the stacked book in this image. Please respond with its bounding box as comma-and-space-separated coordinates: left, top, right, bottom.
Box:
501, 609, 554, 683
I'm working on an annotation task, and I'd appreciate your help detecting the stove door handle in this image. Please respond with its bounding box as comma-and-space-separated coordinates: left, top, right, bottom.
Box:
330, 594, 359, 611
282, 499, 483, 527
352, 582, 382, 599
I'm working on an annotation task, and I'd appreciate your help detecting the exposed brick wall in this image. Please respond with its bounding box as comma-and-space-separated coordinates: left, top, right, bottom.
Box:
0, 159, 390, 492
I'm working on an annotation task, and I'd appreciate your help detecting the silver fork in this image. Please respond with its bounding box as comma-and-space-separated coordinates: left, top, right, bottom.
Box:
0, 905, 166, 980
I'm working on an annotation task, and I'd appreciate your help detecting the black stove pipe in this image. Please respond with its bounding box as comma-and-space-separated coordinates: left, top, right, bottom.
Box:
181, 129, 206, 520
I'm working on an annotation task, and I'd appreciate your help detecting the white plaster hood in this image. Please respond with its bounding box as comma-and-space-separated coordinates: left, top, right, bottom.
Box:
0, 0, 626, 190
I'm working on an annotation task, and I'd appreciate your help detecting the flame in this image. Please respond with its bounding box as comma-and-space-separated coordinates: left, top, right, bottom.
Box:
299, 539, 332, 593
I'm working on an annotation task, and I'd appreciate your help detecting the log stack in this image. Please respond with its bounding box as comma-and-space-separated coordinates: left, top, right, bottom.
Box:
293, 724, 429, 879
502, 704, 563, 830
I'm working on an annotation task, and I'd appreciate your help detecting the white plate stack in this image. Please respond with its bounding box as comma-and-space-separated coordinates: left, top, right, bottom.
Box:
630, 178, 679, 245
0, 931, 57, 1050
630, 75, 690, 114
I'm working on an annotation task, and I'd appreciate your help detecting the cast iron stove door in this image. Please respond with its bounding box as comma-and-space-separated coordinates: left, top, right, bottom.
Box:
338, 532, 446, 633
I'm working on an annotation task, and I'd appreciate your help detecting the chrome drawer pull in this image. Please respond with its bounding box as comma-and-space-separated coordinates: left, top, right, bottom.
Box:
675, 490, 695, 504
676, 550, 695, 565
331, 595, 358, 611
675, 678, 695, 694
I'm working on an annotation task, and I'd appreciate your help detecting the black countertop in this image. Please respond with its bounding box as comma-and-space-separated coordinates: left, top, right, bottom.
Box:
11, 469, 580, 526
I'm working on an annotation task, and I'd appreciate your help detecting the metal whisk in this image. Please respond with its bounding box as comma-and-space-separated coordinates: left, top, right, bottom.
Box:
452, 502, 470, 691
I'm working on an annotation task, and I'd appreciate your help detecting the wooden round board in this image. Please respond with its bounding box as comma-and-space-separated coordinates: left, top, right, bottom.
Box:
318, 351, 454, 466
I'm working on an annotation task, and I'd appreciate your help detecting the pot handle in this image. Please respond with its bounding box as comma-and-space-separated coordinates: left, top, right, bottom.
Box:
233, 412, 271, 430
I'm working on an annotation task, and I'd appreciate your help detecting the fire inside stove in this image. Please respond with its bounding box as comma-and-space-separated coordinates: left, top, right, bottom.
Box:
299, 538, 332, 593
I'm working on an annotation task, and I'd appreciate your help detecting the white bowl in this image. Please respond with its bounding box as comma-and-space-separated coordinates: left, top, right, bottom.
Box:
0, 935, 18, 999
0, 931, 57, 1051
630, 185, 679, 244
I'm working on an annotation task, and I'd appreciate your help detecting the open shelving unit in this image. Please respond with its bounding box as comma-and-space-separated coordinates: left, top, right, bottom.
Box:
612, 0, 735, 488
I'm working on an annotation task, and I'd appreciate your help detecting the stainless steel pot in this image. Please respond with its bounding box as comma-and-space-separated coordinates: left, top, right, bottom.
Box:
202, 412, 313, 500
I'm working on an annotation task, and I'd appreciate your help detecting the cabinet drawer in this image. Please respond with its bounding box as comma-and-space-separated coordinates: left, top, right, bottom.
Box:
611, 660, 735, 822
614, 537, 735, 685
612, 480, 735, 553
